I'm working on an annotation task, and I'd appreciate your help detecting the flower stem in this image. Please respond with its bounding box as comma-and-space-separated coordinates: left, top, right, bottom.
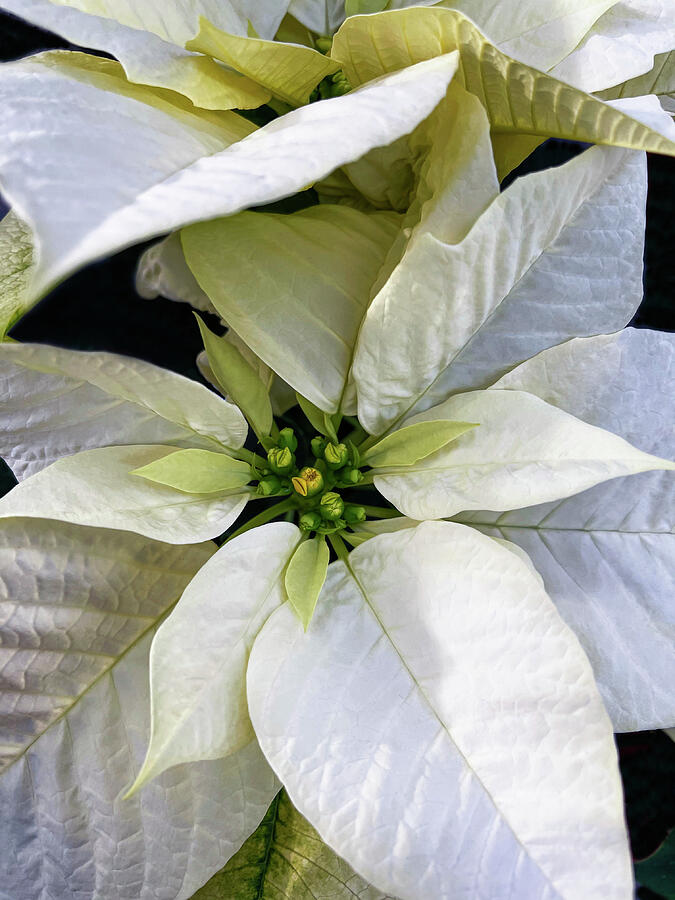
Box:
226, 498, 295, 541
328, 532, 350, 562
233, 447, 268, 470
361, 505, 401, 519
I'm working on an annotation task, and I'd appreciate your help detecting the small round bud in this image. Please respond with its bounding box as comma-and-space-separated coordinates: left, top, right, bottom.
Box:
311, 436, 327, 457
340, 467, 362, 486
324, 442, 349, 470
299, 511, 322, 532
267, 446, 295, 475
317, 517, 346, 534
277, 427, 298, 452
315, 36, 332, 54
256, 475, 283, 497
344, 504, 366, 524
292, 466, 324, 498
320, 491, 344, 521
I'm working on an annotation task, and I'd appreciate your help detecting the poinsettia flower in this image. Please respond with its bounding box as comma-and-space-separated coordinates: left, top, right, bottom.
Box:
1, 313, 673, 898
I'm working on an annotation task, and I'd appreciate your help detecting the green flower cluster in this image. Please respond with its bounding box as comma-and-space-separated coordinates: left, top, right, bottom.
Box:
255, 425, 366, 535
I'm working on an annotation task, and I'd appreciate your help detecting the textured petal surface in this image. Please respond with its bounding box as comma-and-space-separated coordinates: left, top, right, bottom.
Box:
248, 521, 632, 900
0, 518, 277, 900
552, 0, 675, 92
0, 51, 459, 301
0, 210, 35, 339
0, 342, 247, 480
193, 790, 396, 899
374, 389, 674, 520
0, 0, 275, 110
456, 329, 675, 731
354, 145, 646, 435
598, 49, 675, 102
183, 205, 400, 413
439, 0, 618, 71
0, 445, 250, 543
132, 523, 300, 790
186, 17, 339, 107
330, 6, 675, 158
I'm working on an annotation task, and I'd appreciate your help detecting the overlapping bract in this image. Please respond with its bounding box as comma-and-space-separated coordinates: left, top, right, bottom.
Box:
1, 2, 675, 899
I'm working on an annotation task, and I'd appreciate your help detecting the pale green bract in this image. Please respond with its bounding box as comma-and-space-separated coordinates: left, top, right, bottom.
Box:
196, 317, 274, 442
361, 418, 478, 467
131, 448, 253, 494
1, 1, 675, 898
284, 536, 330, 629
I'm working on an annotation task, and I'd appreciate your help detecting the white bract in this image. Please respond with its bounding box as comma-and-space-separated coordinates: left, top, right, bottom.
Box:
1, 2, 675, 898
0, 518, 279, 899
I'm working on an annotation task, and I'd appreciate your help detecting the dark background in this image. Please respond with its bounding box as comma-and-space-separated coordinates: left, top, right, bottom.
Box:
1, 10, 674, 898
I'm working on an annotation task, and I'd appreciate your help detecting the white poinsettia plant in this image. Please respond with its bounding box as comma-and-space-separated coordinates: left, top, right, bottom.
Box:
1, 1, 674, 898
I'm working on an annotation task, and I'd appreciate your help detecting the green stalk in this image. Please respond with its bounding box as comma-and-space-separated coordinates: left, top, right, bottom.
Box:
328, 532, 350, 562
357, 433, 379, 453
226, 498, 295, 541
232, 447, 268, 470
361, 505, 401, 519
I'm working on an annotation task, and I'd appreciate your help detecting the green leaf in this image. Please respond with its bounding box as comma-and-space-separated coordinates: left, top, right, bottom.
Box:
186, 16, 340, 106
331, 7, 675, 160
362, 419, 478, 468
296, 393, 331, 435
196, 316, 274, 440
635, 830, 675, 899
285, 537, 330, 630
599, 50, 675, 102
132, 448, 252, 494
0, 210, 35, 339
191, 789, 394, 899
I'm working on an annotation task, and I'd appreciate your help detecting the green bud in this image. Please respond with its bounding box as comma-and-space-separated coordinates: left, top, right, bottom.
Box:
299, 511, 322, 532
320, 491, 344, 521
346, 440, 360, 468
267, 446, 295, 475
316, 518, 346, 534
324, 442, 349, 470
311, 436, 328, 457
340, 467, 362, 486
277, 427, 298, 452
344, 504, 366, 524
292, 466, 324, 498
256, 475, 283, 497
315, 36, 332, 54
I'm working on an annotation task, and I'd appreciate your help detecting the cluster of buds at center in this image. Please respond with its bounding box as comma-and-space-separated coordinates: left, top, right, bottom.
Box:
293, 436, 365, 534
254, 426, 366, 535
